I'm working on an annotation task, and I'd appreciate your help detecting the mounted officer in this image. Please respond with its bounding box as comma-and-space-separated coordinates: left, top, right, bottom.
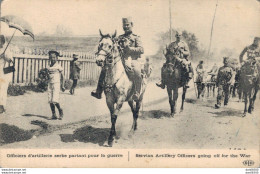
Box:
239, 37, 260, 64
215, 57, 233, 109
156, 31, 193, 89
91, 17, 144, 101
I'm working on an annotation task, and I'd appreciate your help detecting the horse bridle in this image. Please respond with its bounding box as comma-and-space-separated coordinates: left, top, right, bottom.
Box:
96, 37, 122, 67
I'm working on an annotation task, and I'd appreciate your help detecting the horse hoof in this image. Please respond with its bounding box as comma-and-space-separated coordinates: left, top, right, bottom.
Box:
108, 140, 113, 147
179, 109, 183, 113
108, 136, 114, 147
170, 113, 175, 117
128, 132, 134, 138
242, 113, 247, 117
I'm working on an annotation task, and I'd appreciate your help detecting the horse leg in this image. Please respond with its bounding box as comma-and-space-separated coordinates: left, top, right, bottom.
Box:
251, 87, 258, 112
128, 100, 139, 132
106, 100, 115, 146
213, 85, 215, 97
133, 101, 141, 131
197, 83, 201, 99
201, 83, 205, 98
243, 92, 248, 117
207, 84, 210, 97
167, 87, 174, 116
107, 97, 124, 146
180, 86, 187, 112
172, 87, 179, 116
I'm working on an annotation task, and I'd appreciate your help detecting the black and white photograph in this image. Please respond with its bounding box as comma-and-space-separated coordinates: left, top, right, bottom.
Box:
0, 0, 259, 168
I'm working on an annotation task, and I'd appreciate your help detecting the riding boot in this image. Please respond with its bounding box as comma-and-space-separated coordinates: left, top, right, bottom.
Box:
156, 81, 165, 89
91, 68, 105, 99
156, 66, 166, 89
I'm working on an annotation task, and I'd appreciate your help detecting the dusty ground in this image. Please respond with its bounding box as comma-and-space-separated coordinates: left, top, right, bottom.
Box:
0, 82, 259, 149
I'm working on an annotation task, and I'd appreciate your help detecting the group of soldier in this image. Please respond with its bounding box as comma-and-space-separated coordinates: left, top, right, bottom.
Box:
90, 17, 259, 111
1, 16, 259, 115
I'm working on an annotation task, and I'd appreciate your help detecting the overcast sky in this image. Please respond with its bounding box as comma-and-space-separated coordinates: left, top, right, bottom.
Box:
1, 0, 260, 56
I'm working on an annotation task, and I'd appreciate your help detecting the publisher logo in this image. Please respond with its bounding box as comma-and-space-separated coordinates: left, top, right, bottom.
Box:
243, 160, 255, 167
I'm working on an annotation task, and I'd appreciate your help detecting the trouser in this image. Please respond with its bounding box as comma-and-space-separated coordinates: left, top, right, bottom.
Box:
217, 84, 230, 105
0, 77, 9, 109
48, 83, 60, 104
131, 60, 142, 95
95, 67, 106, 93
95, 61, 142, 95
70, 79, 78, 92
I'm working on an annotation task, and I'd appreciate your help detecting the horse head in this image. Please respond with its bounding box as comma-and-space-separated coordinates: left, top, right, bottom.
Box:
95, 29, 118, 67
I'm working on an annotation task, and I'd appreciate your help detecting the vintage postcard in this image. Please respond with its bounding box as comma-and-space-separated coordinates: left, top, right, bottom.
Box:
0, 0, 259, 168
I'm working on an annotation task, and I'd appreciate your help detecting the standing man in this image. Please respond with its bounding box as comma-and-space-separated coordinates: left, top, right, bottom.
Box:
196, 60, 205, 82
0, 35, 13, 114
91, 17, 144, 101
208, 63, 218, 76
156, 31, 193, 89
215, 57, 233, 109
69, 54, 81, 95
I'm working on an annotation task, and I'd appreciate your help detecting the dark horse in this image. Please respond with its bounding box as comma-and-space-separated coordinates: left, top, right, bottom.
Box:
163, 47, 189, 116
240, 60, 259, 116
95, 30, 151, 146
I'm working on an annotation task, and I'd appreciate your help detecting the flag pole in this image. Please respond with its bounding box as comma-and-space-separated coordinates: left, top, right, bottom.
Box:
169, 0, 172, 42
207, 0, 219, 64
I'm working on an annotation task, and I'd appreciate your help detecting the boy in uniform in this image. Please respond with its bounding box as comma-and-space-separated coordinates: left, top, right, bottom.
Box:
47, 50, 65, 120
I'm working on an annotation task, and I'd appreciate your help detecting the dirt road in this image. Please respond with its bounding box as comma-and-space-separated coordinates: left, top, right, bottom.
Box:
0, 82, 259, 149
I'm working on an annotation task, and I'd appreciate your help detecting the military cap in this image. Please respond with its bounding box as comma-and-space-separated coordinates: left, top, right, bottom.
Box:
122, 17, 133, 24
175, 31, 181, 37
0, 35, 5, 45
223, 57, 229, 62
73, 54, 79, 59
48, 50, 60, 57
254, 37, 260, 41
199, 60, 204, 64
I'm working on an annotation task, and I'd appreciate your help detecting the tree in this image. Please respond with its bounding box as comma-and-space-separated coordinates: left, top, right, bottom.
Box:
54, 24, 73, 36
153, 29, 207, 62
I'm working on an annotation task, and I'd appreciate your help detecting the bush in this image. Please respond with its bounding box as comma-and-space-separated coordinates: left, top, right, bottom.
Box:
7, 84, 26, 96
36, 68, 50, 92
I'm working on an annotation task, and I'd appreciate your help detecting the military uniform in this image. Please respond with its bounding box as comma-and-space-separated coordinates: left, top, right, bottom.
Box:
196, 62, 205, 82
69, 54, 82, 95
215, 57, 233, 108
118, 32, 144, 100
157, 32, 193, 89
239, 43, 260, 63
91, 17, 144, 100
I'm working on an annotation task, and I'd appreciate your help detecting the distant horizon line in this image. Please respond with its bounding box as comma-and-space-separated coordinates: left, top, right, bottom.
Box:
7, 34, 100, 38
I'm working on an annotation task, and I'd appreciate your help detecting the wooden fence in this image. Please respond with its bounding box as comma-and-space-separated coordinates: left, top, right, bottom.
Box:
9, 53, 100, 84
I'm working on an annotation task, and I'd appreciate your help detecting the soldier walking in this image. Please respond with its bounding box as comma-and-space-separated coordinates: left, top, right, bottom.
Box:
215, 57, 233, 109
69, 54, 82, 95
